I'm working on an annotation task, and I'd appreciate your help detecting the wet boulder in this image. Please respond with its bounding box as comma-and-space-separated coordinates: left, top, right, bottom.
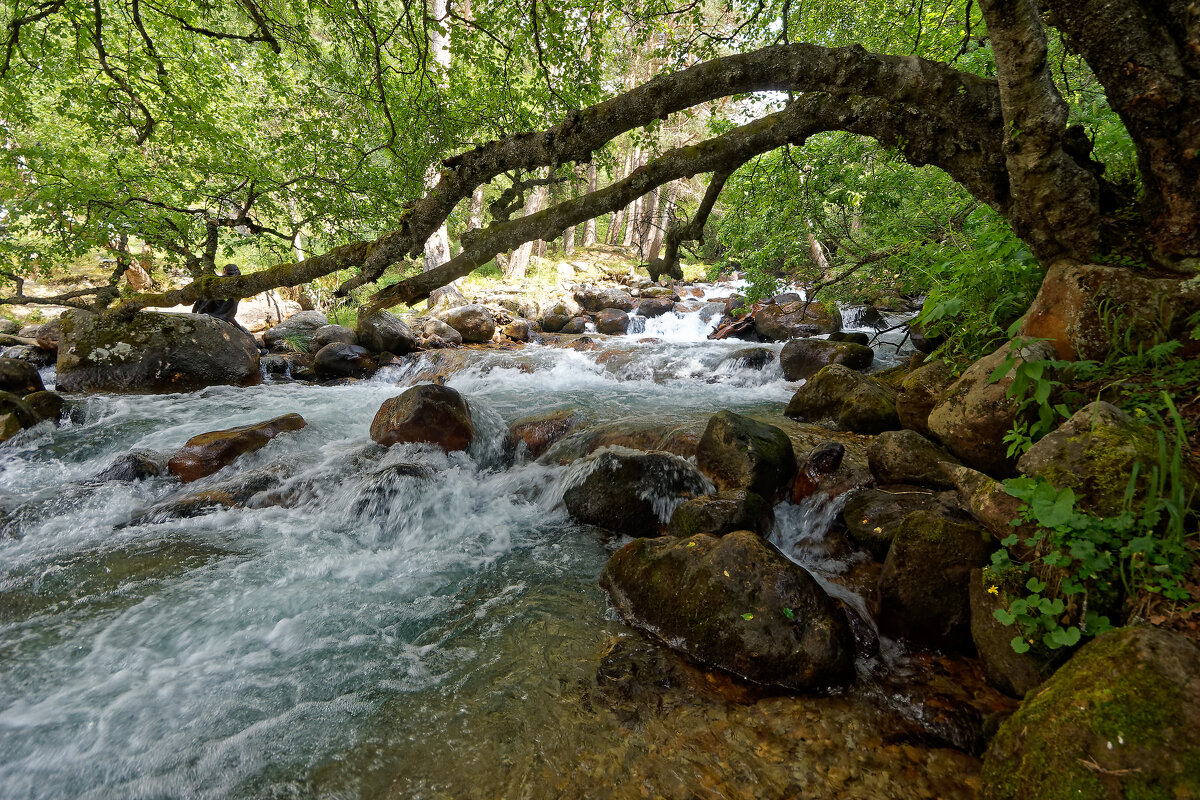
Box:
600, 531, 856, 691
0, 391, 40, 442
417, 316, 463, 346
23, 391, 64, 424
1017, 400, 1198, 517
56, 310, 261, 394
754, 299, 842, 341
927, 338, 1058, 475
442, 304, 496, 343
981, 626, 1200, 800
313, 343, 377, 380
785, 364, 900, 434
0, 358, 45, 395
876, 509, 988, 651
1, 344, 55, 367
34, 318, 62, 352
868, 429, 962, 489
167, 413, 307, 482
507, 409, 587, 459
720, 347, 775, 371
594, 308, 630, 335
695, 410, 797, 504
827, 331, 870, 345
575, 286, 634, 313
842, 486, 962, 561
311, 324, 357, 350
370, 384, 474, 452
779, 338, 874, 381
791, 441, 846, 504
563, 447, 711, 536
636, 297, 676, 318
907, 320, 945, 354
560, 317, 588, 334
667, 488, 774, 537
896, 359, 953, 438
262, 310, 329, 351
357, 311, 419, 354
91, 449, 167, 482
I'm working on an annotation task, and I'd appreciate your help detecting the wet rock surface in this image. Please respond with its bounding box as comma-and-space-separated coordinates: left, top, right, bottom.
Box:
695, 410, 797, 503
667, 488, 774, 537
601, 532, 856, 691
753, 299, 842, 341
896, 359, 953, 438
780, 338, 874, 381
786, 364, 900, 434
842, 486, 962, 561
0, 358, 45, 396
868, 429, 962, 488
563, 447, 710, 536
167, 413, 308, 482
443, 305, 497, 343
313, 342, 377, 380
370, 384, 474, 452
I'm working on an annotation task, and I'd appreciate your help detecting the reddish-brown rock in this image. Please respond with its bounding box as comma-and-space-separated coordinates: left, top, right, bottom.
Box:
168, 413, 307, 482
369, 384, 474, 452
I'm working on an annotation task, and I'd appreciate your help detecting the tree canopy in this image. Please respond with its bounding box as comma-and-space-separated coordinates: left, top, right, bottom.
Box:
1, 0, 1196, 339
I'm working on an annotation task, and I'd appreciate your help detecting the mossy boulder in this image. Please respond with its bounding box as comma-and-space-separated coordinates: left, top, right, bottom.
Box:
0, 357, 45, 395
167, 413, 307, 482
57, 310, 261, 394
667, 488, 774, 537
695, 410, 798, 503
753, 299, 842, 341
563, 447, 710, 536
896, 359, 953, 438
928, 338, 1058, 475
1017, 401, 1199, 517
23, 390, 65, 424
981, 626, 1200, 800
842, 486, 963, 561
868, 429, 962, 489
785, 364, 900, 434
262, 310, 329, 351
600, 531, 856, 691
370, 384, 474, 452
779, 338, 874, 381
876, 508, 988, 650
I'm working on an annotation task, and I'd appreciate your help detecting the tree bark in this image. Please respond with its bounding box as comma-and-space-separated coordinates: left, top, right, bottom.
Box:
582, 163, 598, 246
647, 181, 676, 263
423, 0, 466, 307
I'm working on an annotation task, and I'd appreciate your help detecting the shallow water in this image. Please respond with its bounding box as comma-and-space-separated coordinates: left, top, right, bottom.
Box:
0, 296, 982, 799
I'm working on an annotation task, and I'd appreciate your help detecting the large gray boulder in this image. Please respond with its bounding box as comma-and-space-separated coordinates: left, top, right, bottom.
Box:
442, 305, 496, 343
753, 299, 842, 341
262, 310, 329, 351
313, 343, 377, 379
575, 286, 634, 313
57, 310, 260, 394
356, 311, 419, 355
601, 531, 855, 691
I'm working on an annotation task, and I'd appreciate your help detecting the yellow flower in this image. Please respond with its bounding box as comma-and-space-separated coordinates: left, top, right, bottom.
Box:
987, 585, 1000, 596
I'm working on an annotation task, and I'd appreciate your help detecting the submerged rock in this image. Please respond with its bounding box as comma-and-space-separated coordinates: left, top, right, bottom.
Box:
563, 447, 710, 536
57, 310, 261, 394
135, 464, 293, 522
981, 626, 1200, 800
786, 364, 900, 434
779, 338, 874, 381
720, 346, 775, 371
507, 409, 587, 459
91, 449, 168, 482
667, 488, 774, 537
600, 531, 855, 691
370, 384, 474, 452
695, 410, 797, 504
168, 413, 307, 482
23, 391, 65, 424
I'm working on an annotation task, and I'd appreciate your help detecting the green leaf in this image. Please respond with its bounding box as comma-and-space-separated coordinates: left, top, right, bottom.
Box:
782, 607, 794, 620
741, 613, 754, 621
1011, 636, 1031, 654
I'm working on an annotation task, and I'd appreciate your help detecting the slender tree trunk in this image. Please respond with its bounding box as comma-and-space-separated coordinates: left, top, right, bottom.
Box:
622, 150, 642, 247
468, 185, 484, 231
505, 173, 548, 279
582, 163, 598, 246
424, 0, 466, 307
647, 182, 675, 262
639, 186, 660, 258
563, 224, 576, 256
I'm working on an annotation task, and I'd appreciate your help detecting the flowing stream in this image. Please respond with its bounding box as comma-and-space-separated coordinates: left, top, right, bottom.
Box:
0, 295, 985, 799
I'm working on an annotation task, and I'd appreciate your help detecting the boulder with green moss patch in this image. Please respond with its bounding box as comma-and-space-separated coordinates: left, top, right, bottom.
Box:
695, 410, 797, 503
785, 364, 900, 434
969, 568, 1050, 697
981, 626, 1200, 800
1017, 401, 1199, 517
897, 359, 953, 438
779, 338, 874, 381
667, 488, 774, 537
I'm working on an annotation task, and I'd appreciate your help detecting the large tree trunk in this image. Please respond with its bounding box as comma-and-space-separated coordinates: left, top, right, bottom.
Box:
562, 223, 576, 256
